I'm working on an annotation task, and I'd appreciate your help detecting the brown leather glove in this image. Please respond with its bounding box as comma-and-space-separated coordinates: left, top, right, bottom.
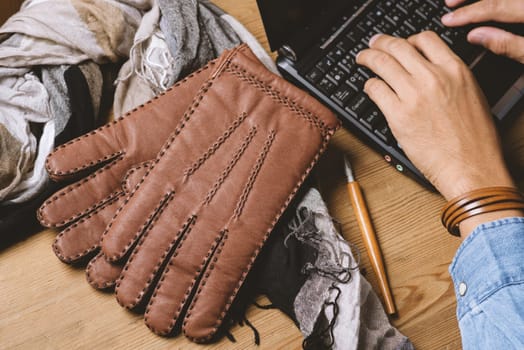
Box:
99, 45, 337, 339
39, 45, 339, 341
98, 45, 339, 341
37, 55, 222, 287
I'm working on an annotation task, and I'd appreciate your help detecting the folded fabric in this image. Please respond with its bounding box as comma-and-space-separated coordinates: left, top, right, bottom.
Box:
0, 0, 146, 205
253, 187, 414, 350
0, 64, 107, 236
113, 0, 277, 116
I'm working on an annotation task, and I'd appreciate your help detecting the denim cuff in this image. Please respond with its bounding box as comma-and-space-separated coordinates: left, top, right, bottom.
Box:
449, 217, 524, 320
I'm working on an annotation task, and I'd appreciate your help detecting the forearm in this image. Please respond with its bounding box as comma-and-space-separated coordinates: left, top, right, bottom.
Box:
450, 217, 524, 349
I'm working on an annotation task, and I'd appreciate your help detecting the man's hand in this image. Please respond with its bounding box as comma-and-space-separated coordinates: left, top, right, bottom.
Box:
442, 0, 524, 63
356, 32, 515, 202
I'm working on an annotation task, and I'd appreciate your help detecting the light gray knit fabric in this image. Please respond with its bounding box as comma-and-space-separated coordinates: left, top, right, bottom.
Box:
41, 65, 71, 136
291, 188, 414, 350
113, 0, 277, 116
0, 0, 147, 204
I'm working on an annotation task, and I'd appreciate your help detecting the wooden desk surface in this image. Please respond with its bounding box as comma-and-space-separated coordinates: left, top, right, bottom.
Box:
1, 1, 523, 349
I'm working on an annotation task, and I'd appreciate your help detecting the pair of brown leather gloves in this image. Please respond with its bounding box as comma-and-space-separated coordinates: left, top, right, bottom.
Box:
37, 45, 339, 343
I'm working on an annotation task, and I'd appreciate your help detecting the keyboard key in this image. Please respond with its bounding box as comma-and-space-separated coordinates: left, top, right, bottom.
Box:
361, 31, 376, 46
426, 0, 439, 9
436, 6, 452, 18
416, 3, 436, 20
440, 28, 463, 46
375, 19, 394, 34
327, 47, 345, 62
398, 24, 416, 37
346, 27, 366, 44
345, 92, 371, 117
407, 13, 425, 30
360, 108, 382, 130
361, 17, 377, 31
306, 68, 323, 84
431, 14, 445, 27
332, 83, 357, 106
329, 66, 347, 84
385, 8, 406, 26
349, 42, 366, 58
397, 0, 417, 14
368, 8, 385, 22
374, 123, 393, 144
357, 67, 374, 79
317, 77, 336, 95
346, 70, 367, 90
337, 37, 354, 52
316, 57, 335, 73
377, 0, 395, 13
338, 54, 355, 73
395, 3, 409, 15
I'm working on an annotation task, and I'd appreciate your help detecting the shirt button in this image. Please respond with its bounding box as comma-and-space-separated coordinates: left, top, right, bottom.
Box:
459, 282, 467, 296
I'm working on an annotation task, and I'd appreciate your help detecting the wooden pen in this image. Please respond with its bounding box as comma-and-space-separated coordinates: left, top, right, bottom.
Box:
344, 155, 396, 315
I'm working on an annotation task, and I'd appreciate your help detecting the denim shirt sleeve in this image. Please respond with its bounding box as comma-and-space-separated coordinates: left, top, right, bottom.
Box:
449, 217, 524, 350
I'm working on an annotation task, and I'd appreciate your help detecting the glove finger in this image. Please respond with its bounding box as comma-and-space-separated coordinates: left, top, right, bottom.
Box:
53, 194, 124, 263
53, 163, 151, 263
45, 121, 126, 182
111, 121, 260, 309
86, 252, 125, 290
143, 128, 265, 336
38, 158, 128, 228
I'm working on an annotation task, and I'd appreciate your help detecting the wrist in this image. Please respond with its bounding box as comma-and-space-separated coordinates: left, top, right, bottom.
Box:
459, 209, 524, 239
441, 186, 524, 237
437, 168, 516, 201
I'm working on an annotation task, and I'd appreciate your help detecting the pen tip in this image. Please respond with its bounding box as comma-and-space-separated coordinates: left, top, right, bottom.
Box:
344, 155, 355, 182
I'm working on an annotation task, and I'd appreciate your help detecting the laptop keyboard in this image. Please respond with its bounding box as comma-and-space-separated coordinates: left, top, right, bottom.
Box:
304, 0, 483, 148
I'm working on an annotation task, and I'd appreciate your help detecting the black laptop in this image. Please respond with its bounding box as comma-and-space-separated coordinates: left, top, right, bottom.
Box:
256, 0, 524, 188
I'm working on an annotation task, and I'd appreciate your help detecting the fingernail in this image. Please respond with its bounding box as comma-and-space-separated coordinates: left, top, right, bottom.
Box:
468, 32, 485, 45
441, 12, 453, 24
369, 33, 382, 46
356, 51, 362, 61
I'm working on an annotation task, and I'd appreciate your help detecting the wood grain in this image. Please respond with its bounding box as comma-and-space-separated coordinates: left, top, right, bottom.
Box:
1, 1, 523, 349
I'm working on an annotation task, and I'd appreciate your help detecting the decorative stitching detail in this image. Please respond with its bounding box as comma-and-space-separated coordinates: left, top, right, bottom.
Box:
184, 112, 248, 178
52, 193, 124, 263
122, 161, 151, 194
225, 64, 334, 137
38, 155, 125, 228
47, 151, 123, 179
183, 130, 336, 343
203, 126, 258, 205
233, 130, 276, 218
114, 210, 194, 310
